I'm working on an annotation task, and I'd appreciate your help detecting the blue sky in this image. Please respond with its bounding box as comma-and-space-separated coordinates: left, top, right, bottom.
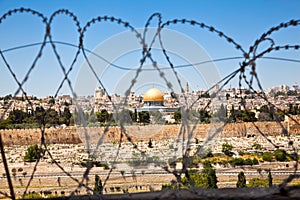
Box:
0, 0, 299, 97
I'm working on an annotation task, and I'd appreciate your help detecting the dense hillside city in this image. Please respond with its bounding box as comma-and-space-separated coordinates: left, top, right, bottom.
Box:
1, 84, 300, 197
1, 84, 300, 129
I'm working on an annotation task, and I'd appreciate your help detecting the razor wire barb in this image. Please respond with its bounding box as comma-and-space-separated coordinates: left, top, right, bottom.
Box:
0, 7, 299, 199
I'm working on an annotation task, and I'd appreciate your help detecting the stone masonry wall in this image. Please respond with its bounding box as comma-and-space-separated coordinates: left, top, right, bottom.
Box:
0, 121, 298, 146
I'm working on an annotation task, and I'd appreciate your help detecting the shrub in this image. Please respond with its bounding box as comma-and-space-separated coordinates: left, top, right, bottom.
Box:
161, 182, 178, 190
24, 144, 44, 162
181, 166, 218, 189
244, 158, 253, 166
257, 168, 262, 174
252, 143, 262, 150
21, 193, 43, 199
222, 143, 233, 157
230, 158, 244, 166
202, 167, 218, 189
274, 149, 287, 162
218, 160, 229, 165
252, 158, 259, 165
22, 171, 27, 177
262, 152, 273, 162
182, 171, 208, 189
247, 178, 268, 187
43, 191, 52, 196
100, 162, 110, 169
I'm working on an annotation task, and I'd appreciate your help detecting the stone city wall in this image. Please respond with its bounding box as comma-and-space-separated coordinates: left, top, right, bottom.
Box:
0, 121, 299, 146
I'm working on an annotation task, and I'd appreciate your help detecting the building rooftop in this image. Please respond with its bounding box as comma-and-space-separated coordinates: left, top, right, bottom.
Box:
143, 87, 164, 102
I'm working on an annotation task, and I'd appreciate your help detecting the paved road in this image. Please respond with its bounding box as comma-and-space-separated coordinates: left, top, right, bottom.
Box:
1, 170, 299, 179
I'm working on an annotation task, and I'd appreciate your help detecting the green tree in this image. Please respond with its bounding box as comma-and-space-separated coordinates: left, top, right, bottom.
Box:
202, 166, 218, 189
229, 109, 257, 122
222, 143, 233, 156
174, 109, 181, 123
24, 144, 44, 162
34, 106, 46, 125
3, 94, 12, 101
0, 119, 11, 129
182, 172, 208, 188
60, 107, 72, 126
96, 109, 110, 123
138, 111, 150, 124
262, 152, 273, 162
199, 109, 211, 123
8, 109, 28, 124
274, 149, 287, 162
23, 115, 37, 125
240, 110, 257, 122
128, 109, 137, 123
244, 158, 253, 165
182, 170, 208, 189
252, 158, 259, 165
181, 167, 217, 189
287, 90, 297, 96
236, 171, 246, 188
45, 108, 59, 126
230, 158, 245, 166
267, 169, 272, 187
132, 109, 138, 122
48, 97, 55, 105
94, 174, 103, 194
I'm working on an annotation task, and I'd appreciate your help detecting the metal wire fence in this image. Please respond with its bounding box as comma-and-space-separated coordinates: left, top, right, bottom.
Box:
0, 8, 300, 199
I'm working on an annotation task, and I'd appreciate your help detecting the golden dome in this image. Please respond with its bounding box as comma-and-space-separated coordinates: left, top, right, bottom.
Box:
143, 87, 164, 102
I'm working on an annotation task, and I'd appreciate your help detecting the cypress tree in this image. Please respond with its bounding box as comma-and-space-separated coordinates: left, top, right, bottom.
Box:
202, 166, 218, 188
236, 171, 246, 188
267, 170, 273, 187
94, 174, 103, 194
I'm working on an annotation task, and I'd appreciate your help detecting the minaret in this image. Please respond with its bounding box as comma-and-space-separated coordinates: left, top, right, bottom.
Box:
185, 82, 190, 93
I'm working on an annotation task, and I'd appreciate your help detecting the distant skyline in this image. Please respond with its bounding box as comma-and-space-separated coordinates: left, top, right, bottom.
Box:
0, 0, 299, 97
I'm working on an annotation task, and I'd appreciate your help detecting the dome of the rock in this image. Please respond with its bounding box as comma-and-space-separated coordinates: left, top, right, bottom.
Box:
143, 87, 164, 102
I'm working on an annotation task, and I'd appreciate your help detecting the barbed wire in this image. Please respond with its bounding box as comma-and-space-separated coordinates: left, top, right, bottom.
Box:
0, 7, 299, 199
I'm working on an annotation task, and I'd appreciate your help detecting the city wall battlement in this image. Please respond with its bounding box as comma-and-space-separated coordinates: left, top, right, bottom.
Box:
0, 120, 299, 146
